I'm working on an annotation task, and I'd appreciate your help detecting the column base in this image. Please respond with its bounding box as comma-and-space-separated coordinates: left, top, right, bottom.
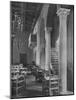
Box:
60, 91, 73, 95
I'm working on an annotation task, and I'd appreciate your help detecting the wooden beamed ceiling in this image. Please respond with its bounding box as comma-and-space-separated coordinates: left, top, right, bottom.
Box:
11, 2, 43, 33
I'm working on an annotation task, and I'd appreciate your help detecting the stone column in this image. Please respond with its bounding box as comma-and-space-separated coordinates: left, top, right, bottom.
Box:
45, 27, 52, 71
33, 48, 36, 62
57, 8, 70, 94
36, 23, 41, 66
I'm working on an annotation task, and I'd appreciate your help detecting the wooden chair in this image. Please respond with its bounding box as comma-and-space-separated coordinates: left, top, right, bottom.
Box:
11, 64, 26, 98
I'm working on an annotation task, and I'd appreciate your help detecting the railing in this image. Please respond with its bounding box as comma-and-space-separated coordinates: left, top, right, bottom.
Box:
42, 48, 60, 96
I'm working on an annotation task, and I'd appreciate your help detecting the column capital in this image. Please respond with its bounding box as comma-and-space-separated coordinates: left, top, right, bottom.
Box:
45, 27, 52, 34
57, 8, 70, 17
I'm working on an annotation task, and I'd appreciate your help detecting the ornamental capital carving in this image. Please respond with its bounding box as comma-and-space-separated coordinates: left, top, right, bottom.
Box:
45, 27, 52, 34
57, 8, 70, 17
